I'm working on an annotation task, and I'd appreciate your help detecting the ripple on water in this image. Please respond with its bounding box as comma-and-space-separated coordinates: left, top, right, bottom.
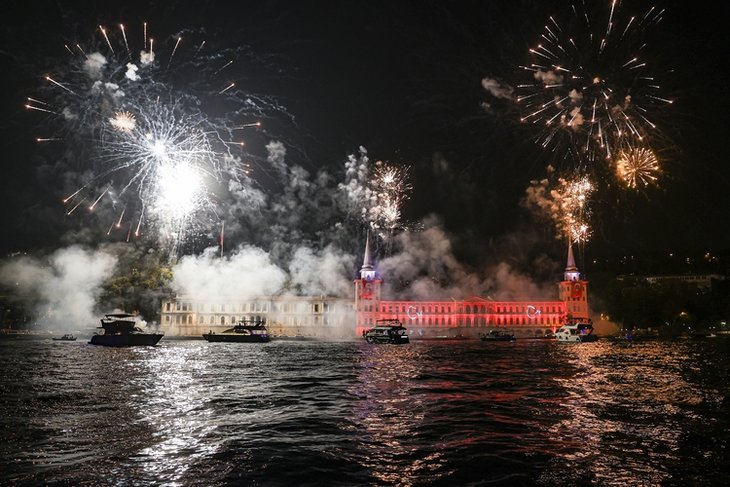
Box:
1, 337, 730, 485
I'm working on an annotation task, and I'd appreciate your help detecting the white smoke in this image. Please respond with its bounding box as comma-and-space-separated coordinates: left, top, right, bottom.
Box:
61, 107, 77, 120
288, 246, 355, 296
378, 217, 558, 301
83, 52, 107, 80
534, 69, 563, 86
172, 246, 287, 301
481, 77, 514, 99
266, 140, 288, 175
0, 246, 117, 329
91, 81, 125, 101
125, 62, 140, 81
140, 49, 155, 65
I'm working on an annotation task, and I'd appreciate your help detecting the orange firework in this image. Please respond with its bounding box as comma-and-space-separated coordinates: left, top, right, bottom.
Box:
615, 147, 660, 188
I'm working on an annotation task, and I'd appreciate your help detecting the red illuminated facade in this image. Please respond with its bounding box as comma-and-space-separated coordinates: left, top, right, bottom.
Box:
355, 238, 589, 338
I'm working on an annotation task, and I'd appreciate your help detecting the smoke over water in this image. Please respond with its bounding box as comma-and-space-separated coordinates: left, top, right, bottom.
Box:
0, 246, 116, 329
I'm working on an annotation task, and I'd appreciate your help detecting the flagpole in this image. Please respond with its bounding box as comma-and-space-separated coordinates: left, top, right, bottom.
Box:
220, 220, 225, 258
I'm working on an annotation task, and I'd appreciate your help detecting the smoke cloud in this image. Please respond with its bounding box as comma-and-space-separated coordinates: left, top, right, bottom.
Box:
0, 246, 117, 329
378, 216, 559, 302
172, 246, 286, 301
481, 77, 514, 100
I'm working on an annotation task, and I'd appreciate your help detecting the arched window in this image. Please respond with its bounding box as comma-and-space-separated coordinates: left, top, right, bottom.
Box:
220, 316, 226, 325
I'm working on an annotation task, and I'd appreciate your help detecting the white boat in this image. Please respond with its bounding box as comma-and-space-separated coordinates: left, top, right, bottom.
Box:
555, 319, 598, 343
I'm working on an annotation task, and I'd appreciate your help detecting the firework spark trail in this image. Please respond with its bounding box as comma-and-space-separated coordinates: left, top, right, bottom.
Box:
168, 36, 181, 69
98, 25, 114, 53
516, 1, 672, 176
214, 60, 233, 74
44, 76, 76, 95
29, 21, 290, 255
218, 82, 235, 94
89, 185, 110, 210
120, 24, 130, 57
26, 104, 58, 115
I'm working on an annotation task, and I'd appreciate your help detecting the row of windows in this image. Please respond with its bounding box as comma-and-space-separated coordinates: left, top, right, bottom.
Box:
362, 303, 565, 315
164, 314, 330, 326
361, 315, 564, 326
358, 316, 562, 327
166, 301, 334, 314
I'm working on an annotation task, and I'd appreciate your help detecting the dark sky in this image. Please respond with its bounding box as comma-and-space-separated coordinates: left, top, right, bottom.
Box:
1, 0, 729, 264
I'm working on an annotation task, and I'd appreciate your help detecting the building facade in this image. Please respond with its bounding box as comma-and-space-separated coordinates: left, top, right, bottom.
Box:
354, 239, 589, 338
161, 240, 588, 339
160, 295, 354, 338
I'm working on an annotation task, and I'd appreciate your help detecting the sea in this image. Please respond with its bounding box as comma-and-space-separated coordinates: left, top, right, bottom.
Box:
1, 336, 729, 486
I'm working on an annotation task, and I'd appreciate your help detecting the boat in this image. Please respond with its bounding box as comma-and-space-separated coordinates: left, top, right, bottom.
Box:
363, 319, 410, 344
480, 330, 516, 342
202, 319, 270, 343
89, 313, 164, 347
52, 333, 77, 341
555, 318, 598, 343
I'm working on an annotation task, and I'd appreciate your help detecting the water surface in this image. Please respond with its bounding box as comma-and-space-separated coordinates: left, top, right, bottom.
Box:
2, 337, 729, 485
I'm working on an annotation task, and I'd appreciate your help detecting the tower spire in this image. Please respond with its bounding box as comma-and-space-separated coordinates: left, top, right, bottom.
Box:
363, 230, 372, 269
359, 230, 376, 280
564, 241, 580, 281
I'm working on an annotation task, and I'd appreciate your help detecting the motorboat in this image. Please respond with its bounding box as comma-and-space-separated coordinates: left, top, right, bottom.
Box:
89, 313, 164, 347
52, 333, 77, 341
555, 319, 598, 343
203, 319, 270, 343
363, 319, 410, 344
480, 330, 516, 342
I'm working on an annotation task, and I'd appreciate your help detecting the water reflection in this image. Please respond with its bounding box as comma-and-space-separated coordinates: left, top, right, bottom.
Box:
348, 343, 435, 485
131, 343, 220, 486
3, 337, 730, 485
543, 340, 724, 486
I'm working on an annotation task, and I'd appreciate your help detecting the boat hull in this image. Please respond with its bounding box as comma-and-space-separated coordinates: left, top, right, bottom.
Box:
364, 335, 410, 344
555, 333, 598, 343
89, 333, 164, 347
203, 333, 270, 343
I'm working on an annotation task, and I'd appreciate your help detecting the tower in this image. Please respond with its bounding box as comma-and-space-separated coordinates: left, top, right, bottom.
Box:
558, 242, 590, 321
354, 232, 382, 335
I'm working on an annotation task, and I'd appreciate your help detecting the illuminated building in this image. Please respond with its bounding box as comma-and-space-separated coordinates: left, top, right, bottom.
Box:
161, 240, 589, 338
355, 237, 588, 338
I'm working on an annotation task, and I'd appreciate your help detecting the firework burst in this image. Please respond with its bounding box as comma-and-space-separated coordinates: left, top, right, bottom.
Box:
26, 22, 278, 254
517, 1, 671, 172
338, 149, 413, 245
369, 162, 413, 232
615, 146, 660, 188
524, 170, 594, 244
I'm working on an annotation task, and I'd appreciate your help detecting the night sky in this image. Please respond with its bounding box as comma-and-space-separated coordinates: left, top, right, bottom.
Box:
1, 0, 729, 267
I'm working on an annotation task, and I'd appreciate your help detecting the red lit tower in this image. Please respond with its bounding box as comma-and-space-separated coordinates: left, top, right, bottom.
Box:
558, 242, 590, 321
354, 232, 382, 335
